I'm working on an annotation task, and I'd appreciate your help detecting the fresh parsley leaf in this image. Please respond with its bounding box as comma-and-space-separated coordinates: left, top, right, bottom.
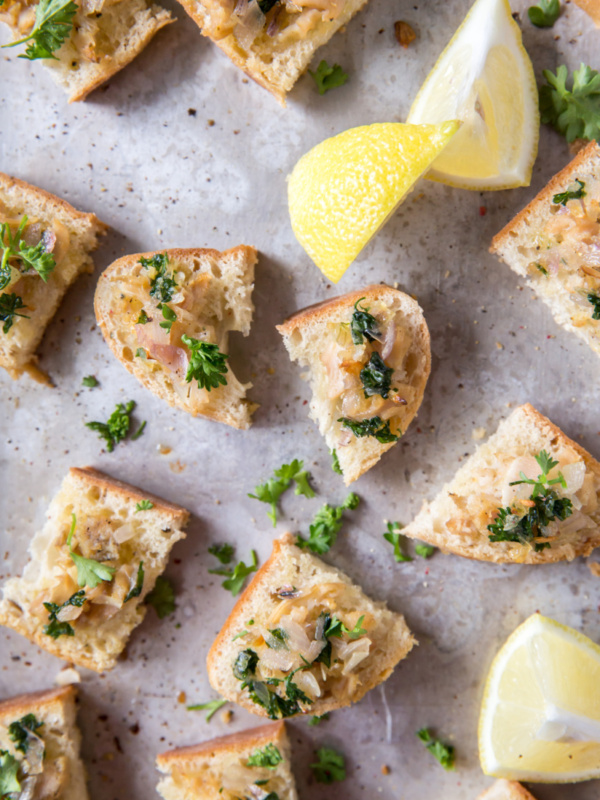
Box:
248, 459, 315, 525
417, 728, 455, 770
233, 648, 259, 680
415, 543, 435, 558
181, 335, 228, 391
124, 562, 145, 603
209, 550, 258, 596
2, 0, 77, 59
135, 500, 154, 512
540, 64, 600, 143
265, 628, 289, 650
145, 576, 176, 619
43, 590, 86, 639
360, 352, 393, 399
309, 60, 348, 95
588, 292, 600, 320
1, 215, 56, 282
350, 297, 381, 345
383, 521, 412, 562
338, 415, 399, 443
187, 698, 228, 721
8, 714, 43, 754
82, 375, 98, 388
131, 420, 146, 440
86, 400, 136, 452
159, 303, 177, 333
67, 513, 116, 589
0, 749, 20, 795
274, 459, 315, 499
0, 292, 28, 333
528, 0, 560, 27
246, 742, 283, 769
135, 347, 147, 359
552, 179, 586, 205
321, 612, 367, 641
331, 449, 343, 475
308, 713, 330, 726
208, 542, 235, 564
137, 309, 149, 324
310, 747, 346, 783
140, 253, 177, 303
296, 493, 359, 554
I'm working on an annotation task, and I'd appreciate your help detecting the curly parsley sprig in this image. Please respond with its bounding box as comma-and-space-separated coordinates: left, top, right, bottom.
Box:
0, 293, 28, 334
2, 0, 77, 60
86, 400, 145, 452
540, 64, 600, 143
181, 335, 229, 391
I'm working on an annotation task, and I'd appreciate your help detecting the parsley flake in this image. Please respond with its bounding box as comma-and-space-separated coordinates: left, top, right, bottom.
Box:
43, 590, 86, 639
417, 728, 455, 770
0, 293, 28, 333
145, 576, 176, 619
86, 400, 137, 452
350, 297, 381, 345
140, 253, 177, 304
588, 292, 600, 320
296, 493, 359, 554
208, 542, 235, 564
8, 714, 43, 754
135, 499, 154, 512
528, 0, 560, 27
552, 179, 586, 205
360, 351, 393, 399
308, 713, 330, 726
309, 60, 348, 95
159, 304, 177, 333
82, 375, 98, 388
331, 449, 343, 475
187, 697, 228, 721
246, 742, 282, 769
209, 550, 258, 596
310, 747, 346, 783
67, 513, 115, 589
181, 335, 229, 391
124, 562, 145, 603
383, 521, 412, 562
338, 415, 399, 443
137, 309, 150, 324
415, 543, 435, 558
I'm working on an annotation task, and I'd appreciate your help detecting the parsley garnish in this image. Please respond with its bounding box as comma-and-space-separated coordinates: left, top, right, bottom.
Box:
43, 590, 86, 639
249, 459, 315, 526
540, 64, 600, 143
383, 521, 412, 562
1, 217, 55, 282
82, 375, 98, 388
309, 60, 348, 95
310, 747, 346, 783
208, 543, 235, 564
131, 420, 146, 440
233, 653, 312, 719
8, 714, 43, 754
360, 352, 393, 399
415, 543, 435, 558
0, 293, 28, 333
137, 309, 150, 324
181, 335, 229, 391
588, 292, 600, 320
209, 550, 258, 596
187, 698, 228, 721
0, 750, 20, 796
331, 449, 342, 475
552, 179, 586, 205
135, 499, 154, 512
350, 297, 381, 345
417, 728, 455, 770
308, 713, 330, 726
528, 0, 560, 27
233, 649, 259, 680
135, 348, 147, 359
159, 304, 177, 333
140, 253, 177, 303
247, 743, 282, 769
338, 416, 399, 443
86, 400, 137, 452
296, 493, 359, 554
67, 513, 116, 589
145, 576, 176, 619
124, 562, 144, 603
1, 0, 77, 59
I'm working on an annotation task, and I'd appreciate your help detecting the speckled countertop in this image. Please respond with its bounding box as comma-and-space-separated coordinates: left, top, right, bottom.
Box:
1, 1, 599, 798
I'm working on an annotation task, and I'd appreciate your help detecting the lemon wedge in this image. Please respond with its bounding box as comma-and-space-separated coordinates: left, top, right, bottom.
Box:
288, 121, 459, 283
407, 0, 539, 190
479, 613, 600, 782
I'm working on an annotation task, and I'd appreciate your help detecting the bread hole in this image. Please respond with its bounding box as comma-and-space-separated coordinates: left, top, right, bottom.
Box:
210, 263, 222, 279
118, 508, 128, 518
86, 487, 101, 502
404, 351, 419, 378
122, 347, 133, 362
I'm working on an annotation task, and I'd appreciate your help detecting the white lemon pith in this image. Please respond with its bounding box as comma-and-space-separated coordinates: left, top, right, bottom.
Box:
407, 0, 539, 190
479, 613, 600, 782
287, 121, 459, 283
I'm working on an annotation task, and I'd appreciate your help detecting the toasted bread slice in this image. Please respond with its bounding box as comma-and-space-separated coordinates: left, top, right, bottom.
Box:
491, 141, 600, 358
175, 0, 368, 105
0, 173, 106, 380
277, 285, 431, 484
573, 0, 600, 25
403, 404, 600, 564
477, 780, 537, 800
0, 686, 88, 800
156, 721, 297, 800
95, 246, 257, 429
0, 467, 189, 672
0, 0, 172, 102
207, 533, 415, 718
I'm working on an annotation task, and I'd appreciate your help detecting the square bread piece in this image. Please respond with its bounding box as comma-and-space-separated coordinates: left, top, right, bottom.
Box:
0, 173, 106, 380
403, 404, 600, 565
0, 0, 172, 102
573, 0, 600, 25
175, 0, 369, 104
0, 466, 189, 672
0, 685, 88, 800
277, 285, 431, 485
491, 141, 600, 358
477, 780, 537, 800
207, 533, 415, 718
94, 246, 258, 429
156, 721, 298, 800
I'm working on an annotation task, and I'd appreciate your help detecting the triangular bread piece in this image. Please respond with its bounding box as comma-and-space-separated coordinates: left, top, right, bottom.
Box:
0, 686, 88, 800
277, 284, 430, 484
477, 780, 537, 800
207, 533, 415, 718
95, 246, 258, 429
156, 721, 298, 800
0, 172, 106, 380
403, 403, 600, 564
491, 141, 600, 358
0, 467, 189, 672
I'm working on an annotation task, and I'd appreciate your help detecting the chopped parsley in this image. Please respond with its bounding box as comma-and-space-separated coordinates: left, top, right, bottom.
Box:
383, 521, 412, 562
124, 562, 145, 603
0, 750, 20, 796
415, 543, 435, 558
360, 351, 393, 399
265, 628, 289, 650
535, 262, 548, 276
86, 400, 137, 452
417, 728, 455, 770
309, 60, 348, 95
0, 293, 28, 334
131, 420, 146, 440
331, 449, 343, 475
540, 64, 600, 143
8, 714, 43, 754
208, 543, 235, 564
248, 459, 315, 526
137, 309, 150, 324
187, 698, 228, 721
181, 335, 228, 391
233, 653, 312, 719
296, 493, 359, 554
310, 747, 346, 783
588, 292, 600, 320
233, 649, 259, 680
528, 0, 560, 27
209, 550, 258, 596
140, 253, 177, 304
246, 742, 282, 769
43, 590, 86, 639
552, 179, 586, 206
0, 0, 77, 59
350, 297, 381, 345
1, 215, 55, 283
145, 576, 176, 619
67, 513, 116, 588
159, 304, 177, 334
135, 348, 147, 359
308, 713, 330, 726
82, 375, 98, 388
338, 415, 399, 443
135, 499, 154, 512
